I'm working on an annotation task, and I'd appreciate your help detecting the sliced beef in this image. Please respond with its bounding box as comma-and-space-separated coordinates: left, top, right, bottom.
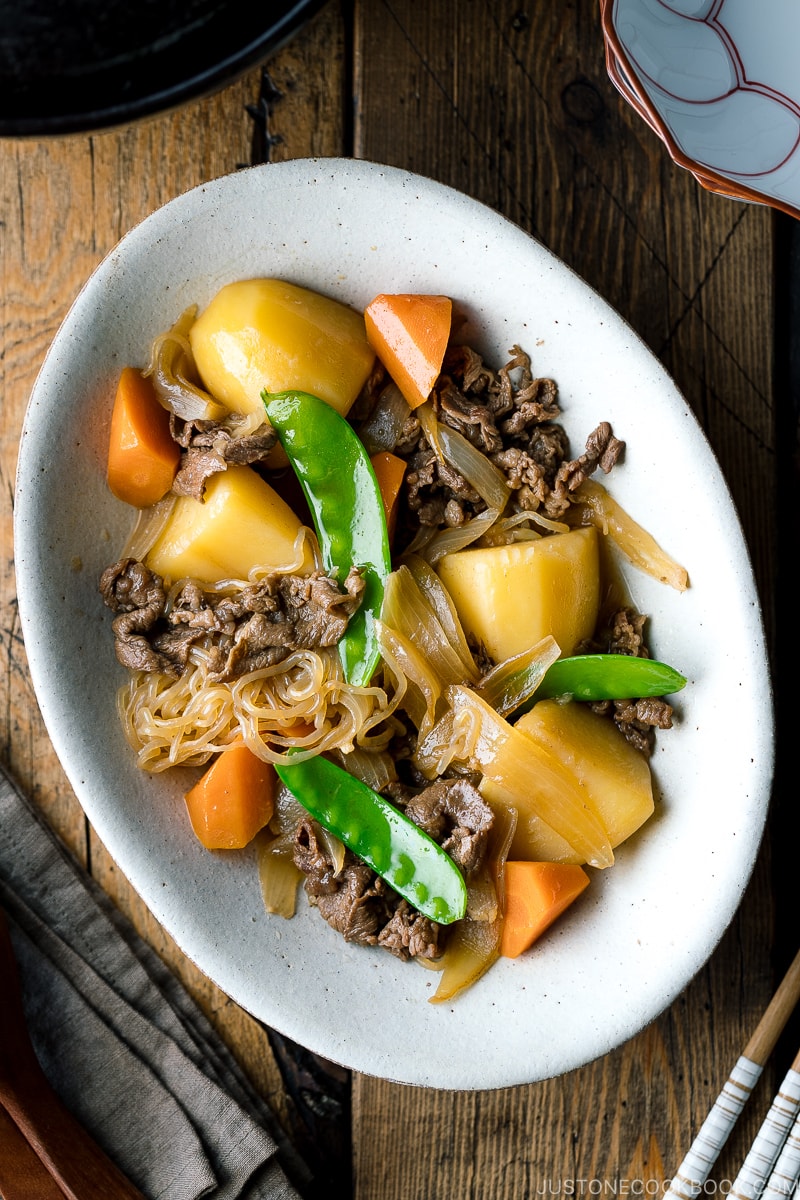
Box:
291, 776, 494, 961
375, 339, 626, 535
615, 696, 674, 731
401, 777, 494, 874
578, 606, 674, 755
295, 819, 391, 943
171, 452, 227, 499
206, 569, 365, 680
491, 424, 571, 516
550, 420, 625, 511
377, 902, 442, 960
169, 416, 278, 500
437, 376, 504, 453
294, 818, 342, 895
589, 697, 673, 757
99, 559, 364, 680
498, 373, 560, 435
577, 606, 648, 658
442, 345, 501, 406
392, 413, 424, 456
404, 443, 484, 528
99, 559, 177, 674
314, 859, 391, 946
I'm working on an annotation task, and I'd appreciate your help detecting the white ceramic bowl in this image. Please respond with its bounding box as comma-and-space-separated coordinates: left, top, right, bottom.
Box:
601, 0, 800, 218
14, 159, 773, 1089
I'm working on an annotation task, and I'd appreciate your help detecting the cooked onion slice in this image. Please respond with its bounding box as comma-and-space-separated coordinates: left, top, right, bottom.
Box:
436, 424, 510, 511
147, 305, 228, 423
416, 399, 511, 512
257, 784, 348, 918
415, 400, 444, 460
476, 510, 569, 547
478, 635, 561, 717
255, 786, 306, 917
257, 837, 304, 918
429, 803, 516, 1003
428, 908, 500, 1003
401, 553, 479, 683
332, 745, 398, 794
411, 707, 460, 778
382, 565, 478, 687
415, 684, 614, 869
375, 619, 441, 740
570, 479, 689, 592
120, 495, 176, 562
421, 507, 502, 564
465, 801, 517, 924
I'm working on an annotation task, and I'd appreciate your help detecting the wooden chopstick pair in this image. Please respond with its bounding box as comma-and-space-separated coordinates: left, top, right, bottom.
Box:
666, 948, 800, 1200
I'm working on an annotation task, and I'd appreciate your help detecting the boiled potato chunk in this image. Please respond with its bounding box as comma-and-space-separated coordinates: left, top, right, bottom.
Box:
189, 278, 376, 418
146, 464, 311, 585
482, 698, 654, 863
436, 527, 600, 663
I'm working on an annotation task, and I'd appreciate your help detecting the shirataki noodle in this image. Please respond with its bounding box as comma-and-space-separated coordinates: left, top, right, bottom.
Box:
117, 644, 403, 771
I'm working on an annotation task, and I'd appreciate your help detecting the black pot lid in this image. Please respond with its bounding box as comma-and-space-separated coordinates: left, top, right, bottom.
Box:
0, 0, 324, 137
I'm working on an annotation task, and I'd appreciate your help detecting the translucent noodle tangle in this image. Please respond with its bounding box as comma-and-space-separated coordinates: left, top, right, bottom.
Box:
117, 644, 403, 772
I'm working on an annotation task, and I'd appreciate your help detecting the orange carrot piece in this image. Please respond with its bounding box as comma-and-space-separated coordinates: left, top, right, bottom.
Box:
370, 450, 407, 542
184, 742, 276, 851
499, 861, 590, 959
364, 294, 452, 410
283, 720, 317, 739
106, 366, 180, 508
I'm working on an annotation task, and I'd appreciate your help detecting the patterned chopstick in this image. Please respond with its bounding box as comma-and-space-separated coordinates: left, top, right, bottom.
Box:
761, 1104, 800, 1199
728, 1049, 800, 1199
665, 949, 800, 1200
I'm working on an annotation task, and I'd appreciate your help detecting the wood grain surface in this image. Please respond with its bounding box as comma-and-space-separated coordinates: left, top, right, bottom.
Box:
1, 3, 793, 1198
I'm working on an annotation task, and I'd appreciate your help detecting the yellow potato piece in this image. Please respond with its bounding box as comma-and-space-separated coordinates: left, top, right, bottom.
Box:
482, 698, 654, 864
436, 527, 600, 663
189, 278, 376, 418
146, 464, 311, 585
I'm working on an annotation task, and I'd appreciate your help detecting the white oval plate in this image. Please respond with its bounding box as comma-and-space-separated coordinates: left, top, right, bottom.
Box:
602, 0, 800, 218
14, 159, 773, 1090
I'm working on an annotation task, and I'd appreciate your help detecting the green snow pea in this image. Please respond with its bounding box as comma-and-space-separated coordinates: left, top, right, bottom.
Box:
275, 753, 468, 924
534, 654, 686, 703
264, 390, 391, 688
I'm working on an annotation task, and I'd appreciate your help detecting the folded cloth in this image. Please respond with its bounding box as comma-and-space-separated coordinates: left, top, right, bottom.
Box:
0, 762, 311, 1200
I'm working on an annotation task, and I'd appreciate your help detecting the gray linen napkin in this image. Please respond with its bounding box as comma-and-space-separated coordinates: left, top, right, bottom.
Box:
0, 762, 311, 1200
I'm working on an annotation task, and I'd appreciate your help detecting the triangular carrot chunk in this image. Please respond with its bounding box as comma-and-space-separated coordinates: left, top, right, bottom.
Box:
184, 742, 276, 850
364, 293, 452, 409
107, 366, 180, 508
500, 861, 590, 958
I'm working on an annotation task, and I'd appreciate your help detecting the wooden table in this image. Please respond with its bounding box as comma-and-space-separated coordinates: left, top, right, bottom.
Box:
1, 3, 796, 1197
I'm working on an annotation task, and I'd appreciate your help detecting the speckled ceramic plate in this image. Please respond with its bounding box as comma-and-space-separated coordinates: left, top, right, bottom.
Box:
13, 159, 773, 1089
601, 0, 800, 218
